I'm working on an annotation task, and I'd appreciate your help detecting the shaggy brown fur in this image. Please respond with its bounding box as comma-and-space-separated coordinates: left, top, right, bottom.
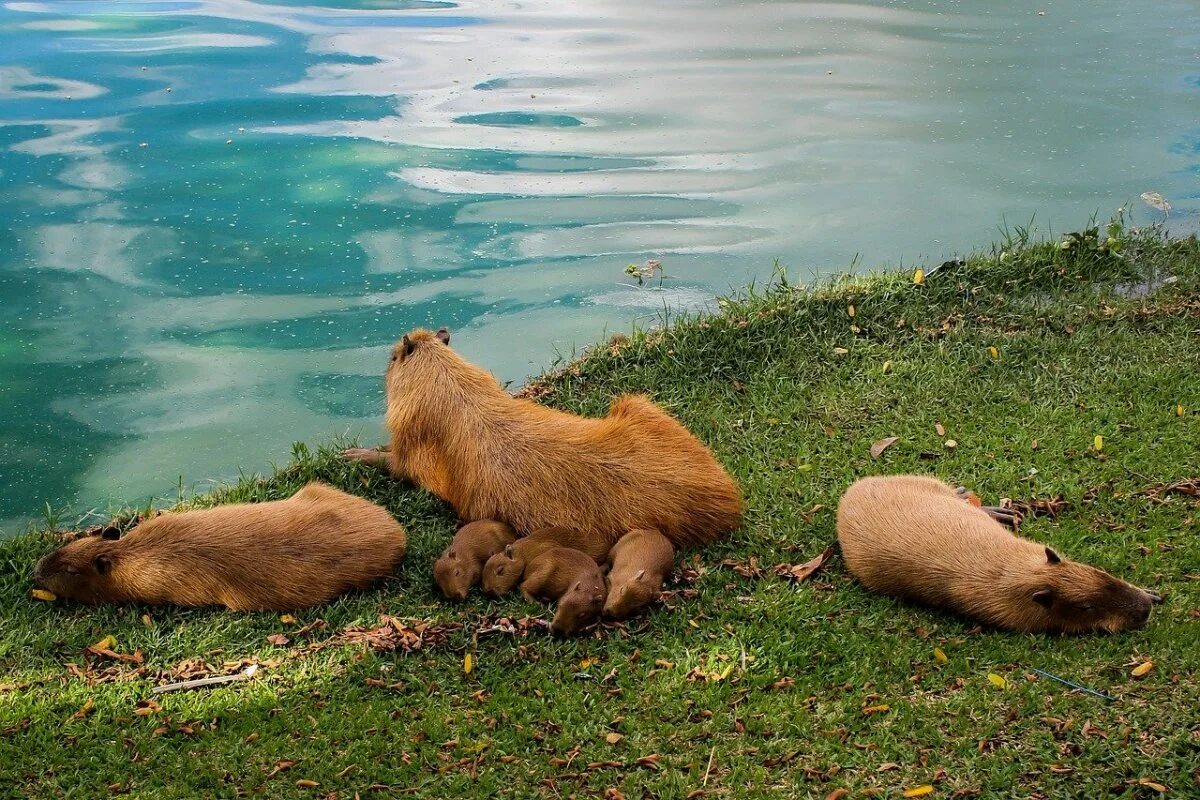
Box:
34, 483, 407, 611
434, 520, 517, 600
604, 528, 675, 619
519, 547, 607, 635
836, 475, 1159, 634
480, 526, 605, 597
343, 327, 742, 548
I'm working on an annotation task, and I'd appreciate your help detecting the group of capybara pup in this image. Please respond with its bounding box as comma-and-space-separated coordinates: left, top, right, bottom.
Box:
34, 327, 1160, 636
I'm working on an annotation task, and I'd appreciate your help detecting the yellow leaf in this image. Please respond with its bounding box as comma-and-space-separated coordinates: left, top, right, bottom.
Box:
1175, 404, 1184, 417
944, 439, 958, 449
605, 732, 624, 744
688, 619, 700, 629
832, 347, 849, 355
847, 305, 856, 318
1094, 435, 1104, 452
30, 589, 57, 602
1131, 660, 1154, 678
141, 614, 153, 628
91, 635, 116, 652
988, 346, 999, 359
933, 647, 949, 664
718, 663, 735, 681
280, 614, 297, 625
579, 658, 596, 670
882, 360, 892, 374
862, 704, 890, 715
912, 268, 925, 285
463, 653, 473, 675
295, 780, 319, 788
987, 673, 1008, 689
903, 786, 934, 798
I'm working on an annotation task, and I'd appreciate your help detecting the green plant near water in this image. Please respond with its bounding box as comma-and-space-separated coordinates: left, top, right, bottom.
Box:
1, 224, 1197, 798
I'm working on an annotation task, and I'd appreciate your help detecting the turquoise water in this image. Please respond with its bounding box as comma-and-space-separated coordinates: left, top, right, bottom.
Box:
1, 0, 1197, 530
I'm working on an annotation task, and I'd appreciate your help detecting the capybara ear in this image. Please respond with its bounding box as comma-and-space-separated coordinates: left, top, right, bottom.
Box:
402, 334, 416, 358
436, 327, 450, 345
1032, 588, 1054, 607
95, 555, 113, 575
447, 549, 457, 560
101, 526, 120, 541
633, 569, 646, 582
1044, 547, 1062, 565
572, 581, 582, 593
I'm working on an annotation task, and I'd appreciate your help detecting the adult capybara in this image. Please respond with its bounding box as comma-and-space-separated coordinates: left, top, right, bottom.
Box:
481, 526, 608, 598
434, 520, 517, 600
33, 483, 407, 611
604, 528, 675, 619
519, 547, 607, 636
342, 327, 742, 548
836, 475, 1160, 634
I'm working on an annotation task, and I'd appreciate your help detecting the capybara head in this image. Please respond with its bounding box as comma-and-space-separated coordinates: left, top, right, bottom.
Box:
1028, 548, 1160, 633
33, 527, 124, 604
551, 580, 606, 636
603, 569, 660, 620
481, 547, 521, 597
388, 327, 450, 372
433, 547, 477, 601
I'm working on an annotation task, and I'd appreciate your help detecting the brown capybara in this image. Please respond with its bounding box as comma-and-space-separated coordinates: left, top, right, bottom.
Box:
519, 546, 607, 636
836, 475, 1161, 634
481, 526, 608, 597
342, 327, 742, 548
434, 520, 517, 600
33, 483, 407, 611
603, 528, 675, 619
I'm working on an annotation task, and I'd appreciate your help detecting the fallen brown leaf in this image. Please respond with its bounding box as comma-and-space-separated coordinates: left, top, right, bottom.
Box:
604, 732, 624, 745
266, 634, 290, 646
870, 436, 899, 459
773, 546, 834, 583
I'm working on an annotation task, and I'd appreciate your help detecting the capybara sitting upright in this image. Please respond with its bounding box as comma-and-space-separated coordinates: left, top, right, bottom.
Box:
481, 526, 608, 597
604, 528, 675, 619
434, 520, 517, 600
519, 547, 608, 635
342, 327, 742, 548
34, 483, 407, 611
836, 475, 1160, 634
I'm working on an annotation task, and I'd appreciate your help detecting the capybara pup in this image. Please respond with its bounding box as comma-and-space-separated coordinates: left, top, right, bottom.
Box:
343, 327, 742, 548
482, 526, 610, 598
434, 520, 517, 600
519, 546, 607, 635
836, 475, 1160, 633
34, 483, 407, 611
604, 528, 675, 619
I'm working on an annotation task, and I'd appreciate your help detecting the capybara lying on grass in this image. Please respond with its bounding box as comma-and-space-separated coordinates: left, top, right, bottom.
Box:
433, 520, 517, 600
343, 327, 742, 548
481, 526, 606, 598
34, 483, 407, 611
836, 475, 1160, 633
604, 528, 674, 619
519, 546, 607, 636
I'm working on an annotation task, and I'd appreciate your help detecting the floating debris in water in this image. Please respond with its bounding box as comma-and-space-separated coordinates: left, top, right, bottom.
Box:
1140, 192, 1171, 214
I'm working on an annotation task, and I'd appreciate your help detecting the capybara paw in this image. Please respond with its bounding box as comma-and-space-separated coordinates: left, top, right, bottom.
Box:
341, 447, 384, 466
981, 505, 1020, 529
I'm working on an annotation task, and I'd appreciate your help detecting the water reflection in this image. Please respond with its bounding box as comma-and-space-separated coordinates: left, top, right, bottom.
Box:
0, 0, 1197, 528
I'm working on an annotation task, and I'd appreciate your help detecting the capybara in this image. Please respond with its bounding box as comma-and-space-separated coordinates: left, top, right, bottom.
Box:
604, 528, 675, 619
481, 526, 608, 597
342, 327, 742, 548
33, 483, 407, 611
434, 520, 517, 600
519, 546, 607, 635
836, 475, 1161, 634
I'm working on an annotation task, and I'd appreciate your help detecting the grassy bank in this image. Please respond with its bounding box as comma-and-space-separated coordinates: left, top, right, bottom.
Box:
2, 223, 1198, 799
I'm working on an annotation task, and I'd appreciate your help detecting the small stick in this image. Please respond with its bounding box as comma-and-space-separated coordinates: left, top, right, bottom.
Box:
1031, 668, 1115, 701
702, 745, 716, 786
152, 664, 258, 695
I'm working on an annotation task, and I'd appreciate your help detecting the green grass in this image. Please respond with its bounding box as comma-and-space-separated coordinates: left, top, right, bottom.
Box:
2, 222, 1198, 799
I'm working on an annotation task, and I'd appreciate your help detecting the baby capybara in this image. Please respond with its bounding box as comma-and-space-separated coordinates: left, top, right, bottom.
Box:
836, 475, 1160, 634
343, 327, 742, 548
604, 528, 675, 619
519, 547, 607, 636
434, 520, 517, 600
481, 526, 608, 597
34, 483, 407, 611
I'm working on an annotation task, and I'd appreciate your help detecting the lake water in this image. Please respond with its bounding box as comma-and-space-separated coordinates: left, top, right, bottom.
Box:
1, 0, 1197, 531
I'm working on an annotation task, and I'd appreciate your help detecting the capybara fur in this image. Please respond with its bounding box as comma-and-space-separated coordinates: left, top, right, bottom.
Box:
481, 527, 606, 597
34, 483, 407, 611
604, 528, 675, 619
434, 520, 517, 600
344, 327, 742, 548
836, 475, 1160, 634
519, 546, 607, 636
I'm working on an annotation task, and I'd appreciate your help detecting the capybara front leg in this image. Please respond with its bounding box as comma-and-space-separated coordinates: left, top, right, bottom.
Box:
955, 486, 1020, 529
341, 446, 390, 469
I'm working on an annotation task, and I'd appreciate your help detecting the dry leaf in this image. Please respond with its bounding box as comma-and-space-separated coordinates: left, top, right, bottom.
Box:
935, 423, 945, 436
295, 779, 319, 788
903, 787, 934, 798
1137, 779, 1168, 792
912, 268, 925, 285
933, 647, 949, 664
141, 614, 153, 628
774, 547, 834, 583
266, 760, 296, 778
1176, 404, 1185, 417
1093, 435, 1104, 452
635, 754, 662, 769
266, 634, 289, 646
987, 673, 1008, 689
832, 347, 849, 355
825, 790, 851, 800
605, 732, 624, 744
91, 636, 116, 652
988, 346, 999, 359
280, 614, 297, 625
870, 436, 899, 459
70, 697, 95, 721
944, 439, 958, 449
464, 653, 473, 675
30, 589, 56, 602
964, 492, 982, 508
882, 360, 892, 374
847, 305, 856, 317
862, 704, 890, 715
1131, 660, 1154, 678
